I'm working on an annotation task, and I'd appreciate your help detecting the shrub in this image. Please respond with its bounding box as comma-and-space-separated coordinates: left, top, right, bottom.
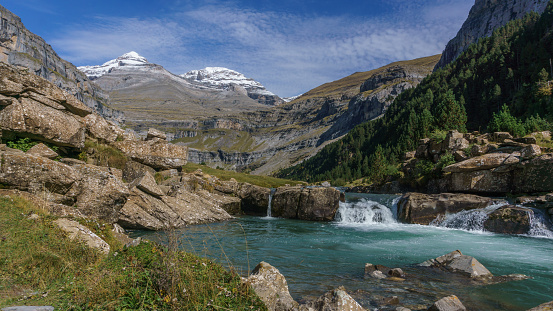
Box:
488, 105, 527, 137
435, 152, 456, 172
6, 137, 38, 152
429, 130, 447, 143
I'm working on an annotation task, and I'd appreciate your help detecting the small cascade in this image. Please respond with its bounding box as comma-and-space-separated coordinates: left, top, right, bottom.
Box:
527, 208, 553, 238
265, 188, 276, 218
335, 199, 396, 225
434, 204, 503, 232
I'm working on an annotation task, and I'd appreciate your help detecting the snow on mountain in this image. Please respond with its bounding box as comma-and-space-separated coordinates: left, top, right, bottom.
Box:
78, 51, 150, 79
283, 95, 302, 102
181, 67, 275, 96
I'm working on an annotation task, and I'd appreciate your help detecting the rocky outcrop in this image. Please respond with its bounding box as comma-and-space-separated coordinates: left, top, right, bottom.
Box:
397, 193, 492, 225
483, 206, 533, 235
26, 143, 58, 159
271, 186, 341, 221
113, 139, 188, 170
0, 5, 121, 121
0, 147, 130, 223
435, 0, 550, 69
237, 183, 271, 216
427, 295, 466, 311
243, 262, 299, 311
53, 218, 110, 255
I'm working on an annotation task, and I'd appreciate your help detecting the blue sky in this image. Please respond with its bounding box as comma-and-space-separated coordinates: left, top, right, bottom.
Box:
2, 0, 473, 97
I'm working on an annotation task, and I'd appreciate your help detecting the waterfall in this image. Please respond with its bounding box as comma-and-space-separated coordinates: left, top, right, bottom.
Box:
335, 199, 397, 225
265, 188, 276, 218
433, 204, 503, 232
434, 204, 553, 238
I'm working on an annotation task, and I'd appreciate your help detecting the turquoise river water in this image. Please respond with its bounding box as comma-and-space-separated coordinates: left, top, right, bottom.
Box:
132, 193, 553, 310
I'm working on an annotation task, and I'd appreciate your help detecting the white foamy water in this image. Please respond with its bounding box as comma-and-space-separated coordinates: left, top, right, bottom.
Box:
335, 199, 397, 225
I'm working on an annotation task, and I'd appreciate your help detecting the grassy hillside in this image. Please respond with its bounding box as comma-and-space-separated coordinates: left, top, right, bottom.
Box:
291, 54, 441, 102
0, 194, 266, 310
277, 2, 553, 184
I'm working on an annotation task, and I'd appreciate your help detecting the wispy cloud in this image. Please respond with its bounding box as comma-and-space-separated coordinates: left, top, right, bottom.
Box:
51, 0, 473, 97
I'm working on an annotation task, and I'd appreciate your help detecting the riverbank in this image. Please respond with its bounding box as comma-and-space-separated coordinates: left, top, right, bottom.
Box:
0, 194, 266, 310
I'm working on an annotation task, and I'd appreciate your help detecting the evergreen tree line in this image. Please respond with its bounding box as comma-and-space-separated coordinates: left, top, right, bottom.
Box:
277, 1, 553, 184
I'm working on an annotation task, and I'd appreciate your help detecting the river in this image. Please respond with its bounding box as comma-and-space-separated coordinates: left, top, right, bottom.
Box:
131, 193, 553, 310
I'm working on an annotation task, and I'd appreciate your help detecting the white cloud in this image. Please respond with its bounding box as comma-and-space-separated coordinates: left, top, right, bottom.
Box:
51, 0, 473, 97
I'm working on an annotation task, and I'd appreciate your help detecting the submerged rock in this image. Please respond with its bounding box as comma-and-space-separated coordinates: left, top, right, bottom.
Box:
427, 295, 466, 311
244, 262, 299, 311
419, 250, 491, 278
483, 206, 532, 235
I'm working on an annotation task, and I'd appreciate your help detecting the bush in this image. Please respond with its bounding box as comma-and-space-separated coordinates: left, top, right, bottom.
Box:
488, 105, 527, 137
429, 130, 448, 143
435, 152, 456, 172
6, 137, 39, 152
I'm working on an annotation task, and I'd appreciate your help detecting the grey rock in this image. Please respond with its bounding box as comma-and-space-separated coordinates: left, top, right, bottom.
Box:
54, 218, 110, 255
244, 262, 299, 311
130, 171, 164, 198
420, 250, 492, 278
26, 143, 58, 159
483, 206, 533, 235
306, 286, 366, 311
271, 186, 341, 221
427, 295, 466, 311
146, 128, 167, 141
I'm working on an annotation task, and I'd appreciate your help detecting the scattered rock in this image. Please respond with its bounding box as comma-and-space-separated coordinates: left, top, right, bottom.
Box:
83, 113, 126, 144
397, 193, 491, 225
483, 206, 532, 235
427, 295, 466, 311
26, 143, 58, 159
419, 250, 492, 278
53, 218, 110, 255
493, 132, 513, 142
122, 160, 156, 184
527, 301, 553, 311
244, 262, 299, 311
388, 268, 405, 278
521, 144, 542, 159
306, 286, 366, 311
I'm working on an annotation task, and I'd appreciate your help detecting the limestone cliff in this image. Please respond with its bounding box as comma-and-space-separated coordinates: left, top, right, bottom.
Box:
0, 4, 122, 121
435, 0, 550, 70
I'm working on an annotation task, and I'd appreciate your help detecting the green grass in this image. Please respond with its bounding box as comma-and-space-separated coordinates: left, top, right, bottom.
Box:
182, 163, 306, 188
0, 195, 266, 310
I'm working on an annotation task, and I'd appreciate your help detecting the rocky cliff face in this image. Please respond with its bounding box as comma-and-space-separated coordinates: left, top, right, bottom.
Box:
0, 5, 122, 121
435, 0, 550, 70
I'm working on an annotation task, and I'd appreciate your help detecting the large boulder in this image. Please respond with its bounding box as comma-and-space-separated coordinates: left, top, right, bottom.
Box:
448, 169, 513, 194
238, 183, 271, 216
113, 140, 188, 170
306, 286, 366, 311
427, 295, 466, 311
483, 206, 532, 235
64, 163, 130, 223
419, 250, 492, 278
122, 160, 156, 183
243, 262, 299, 311
514, 154, 553, 193
26, 143, 58, 159
53, 218, 110, 255
397, 193, 492, 225
272, 186, 341, 221
118, 184, 232, 230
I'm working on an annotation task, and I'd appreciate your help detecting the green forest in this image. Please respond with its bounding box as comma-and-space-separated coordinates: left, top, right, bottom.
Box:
277, 1, 553, 184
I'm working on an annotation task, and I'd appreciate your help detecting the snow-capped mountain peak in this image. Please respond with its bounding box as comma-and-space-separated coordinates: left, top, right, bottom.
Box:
181, 67, 275, 96
78, 51, 150, 79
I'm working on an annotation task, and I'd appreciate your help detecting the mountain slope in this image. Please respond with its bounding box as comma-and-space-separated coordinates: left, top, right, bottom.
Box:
78, 51, 150, 79
278, 1, 553, 184
0, 4, 122, 121
435, 0, 549, 69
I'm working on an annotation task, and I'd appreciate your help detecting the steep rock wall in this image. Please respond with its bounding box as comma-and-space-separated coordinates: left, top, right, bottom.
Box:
435, 0, 549, 70
0, 5, 123, 121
